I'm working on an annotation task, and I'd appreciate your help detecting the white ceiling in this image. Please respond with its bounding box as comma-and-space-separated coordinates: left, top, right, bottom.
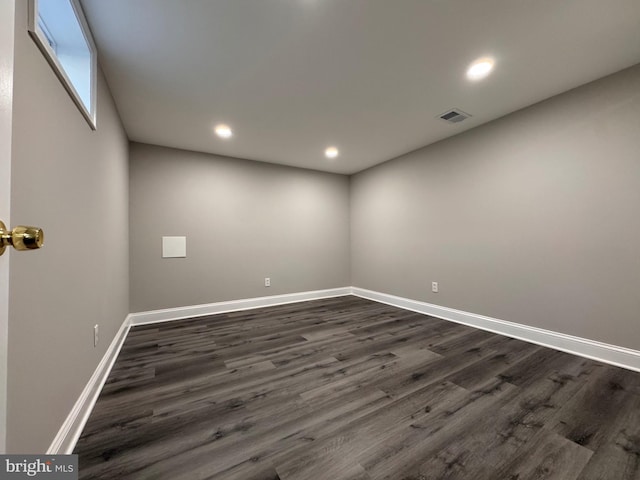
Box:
80, 0, 640, 174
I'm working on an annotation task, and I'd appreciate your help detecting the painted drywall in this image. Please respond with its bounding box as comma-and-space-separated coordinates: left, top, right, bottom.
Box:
7, 1, 129, 453
129, 143, 350, 312
351, 64, 640, 350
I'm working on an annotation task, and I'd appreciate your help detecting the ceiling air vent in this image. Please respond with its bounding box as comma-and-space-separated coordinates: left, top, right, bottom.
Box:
438, 108, 471, 124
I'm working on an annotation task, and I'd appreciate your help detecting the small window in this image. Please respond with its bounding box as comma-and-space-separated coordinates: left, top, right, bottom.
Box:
28, 0, 97, 129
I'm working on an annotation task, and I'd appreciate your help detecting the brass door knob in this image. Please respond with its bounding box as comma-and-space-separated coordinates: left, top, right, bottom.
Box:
0, 221, 45, 256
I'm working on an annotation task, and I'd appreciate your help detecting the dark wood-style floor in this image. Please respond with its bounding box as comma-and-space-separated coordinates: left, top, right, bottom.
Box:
75, 296, 640, 479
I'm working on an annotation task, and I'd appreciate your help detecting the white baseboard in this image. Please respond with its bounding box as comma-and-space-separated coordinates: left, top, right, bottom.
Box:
47, 315, 132, 455
352, 287, 640, 373
48, 285, 640, 455
128, 287, 352, 326
47, 287, 350, 454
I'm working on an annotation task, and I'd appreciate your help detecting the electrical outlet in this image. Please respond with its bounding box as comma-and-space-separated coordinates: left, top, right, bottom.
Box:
432, 282, 439, 293
94, 324, 99, 347
265, 277, 271, 287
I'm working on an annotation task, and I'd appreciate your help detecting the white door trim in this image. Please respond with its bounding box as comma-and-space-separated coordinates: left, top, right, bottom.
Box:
0, 0, 15, 453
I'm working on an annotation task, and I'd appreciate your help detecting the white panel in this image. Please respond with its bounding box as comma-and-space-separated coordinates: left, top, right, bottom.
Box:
162, 236, 186, 258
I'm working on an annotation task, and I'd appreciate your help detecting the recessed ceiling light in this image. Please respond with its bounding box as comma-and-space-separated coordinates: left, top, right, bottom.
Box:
466, 57, 495, 81
325, 147, 339, 159
214, 124, 233, 138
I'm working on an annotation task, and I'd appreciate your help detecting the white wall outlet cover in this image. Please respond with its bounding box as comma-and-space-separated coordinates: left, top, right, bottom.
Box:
162, 236, 187, 258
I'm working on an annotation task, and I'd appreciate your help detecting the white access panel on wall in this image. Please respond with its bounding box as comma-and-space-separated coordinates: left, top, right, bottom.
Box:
162, 236, 186, 258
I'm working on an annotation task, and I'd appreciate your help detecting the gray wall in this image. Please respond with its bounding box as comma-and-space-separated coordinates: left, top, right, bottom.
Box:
7, 1, 129, 452
351, 64, 640, 350
129, 143, 350, 312
6, 0, 639, 450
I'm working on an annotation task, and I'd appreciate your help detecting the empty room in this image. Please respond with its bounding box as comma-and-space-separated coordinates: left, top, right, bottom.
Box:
1, 0, 640, 479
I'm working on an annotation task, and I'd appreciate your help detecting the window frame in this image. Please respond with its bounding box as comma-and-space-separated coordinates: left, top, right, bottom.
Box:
27, 0, 98, 130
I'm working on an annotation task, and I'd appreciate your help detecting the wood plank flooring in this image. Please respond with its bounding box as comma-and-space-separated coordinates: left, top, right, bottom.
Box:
74, 296, 640, 479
